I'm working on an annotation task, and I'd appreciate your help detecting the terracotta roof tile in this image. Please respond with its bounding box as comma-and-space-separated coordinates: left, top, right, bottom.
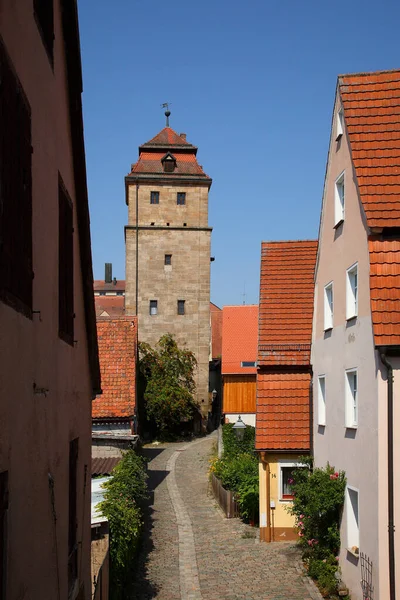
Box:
339, 70, 400, 227
94, 279, 126, 292
93, 318, 137, 419
258, 241, 318, 366
221, 305, 258, 374
130, 151, 208, 177
95, 295, 125, 318
369, 239, 400, 345
143, 127, 191, 147
128, 127, 211, 182
255, 372, 311, 451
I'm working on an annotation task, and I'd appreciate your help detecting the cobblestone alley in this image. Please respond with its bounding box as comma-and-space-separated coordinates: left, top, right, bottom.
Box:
131, 434, 322, 600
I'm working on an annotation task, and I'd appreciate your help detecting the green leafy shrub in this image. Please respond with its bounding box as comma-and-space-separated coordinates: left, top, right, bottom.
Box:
212, 424, 259, 523
99, 450, 148, 599
139, 334, 198, 436
289, 460, 346, 597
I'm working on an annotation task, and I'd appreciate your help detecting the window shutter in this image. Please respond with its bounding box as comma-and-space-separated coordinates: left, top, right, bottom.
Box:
59, 178, 74, 344
0, 40, 33, 316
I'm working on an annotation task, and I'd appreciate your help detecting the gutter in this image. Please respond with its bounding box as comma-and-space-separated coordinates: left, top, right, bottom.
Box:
379, 350, 396, 600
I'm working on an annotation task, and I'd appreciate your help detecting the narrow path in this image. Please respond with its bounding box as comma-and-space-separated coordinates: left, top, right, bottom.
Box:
132, 435, 322, 600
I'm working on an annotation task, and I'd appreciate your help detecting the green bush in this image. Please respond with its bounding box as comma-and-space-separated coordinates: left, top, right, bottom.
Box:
288, 460, 346, 597
212, 424, 259, 523
99, 450, 148, 599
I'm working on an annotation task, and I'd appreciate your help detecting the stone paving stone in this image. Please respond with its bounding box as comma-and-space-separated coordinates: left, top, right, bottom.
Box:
131, 436, 322, 600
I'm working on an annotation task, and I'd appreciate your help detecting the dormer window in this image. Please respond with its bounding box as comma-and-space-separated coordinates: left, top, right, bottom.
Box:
161, 152, 177, 173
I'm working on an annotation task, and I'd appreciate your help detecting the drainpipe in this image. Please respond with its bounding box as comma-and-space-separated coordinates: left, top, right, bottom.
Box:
380, 351, 396, 600
260, 453, 271, 543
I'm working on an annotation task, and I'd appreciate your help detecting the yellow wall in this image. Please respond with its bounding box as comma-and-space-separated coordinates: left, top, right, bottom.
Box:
258, 453, 305, 542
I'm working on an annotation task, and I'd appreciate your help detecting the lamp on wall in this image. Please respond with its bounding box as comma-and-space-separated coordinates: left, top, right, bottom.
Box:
233, 415, 246, 440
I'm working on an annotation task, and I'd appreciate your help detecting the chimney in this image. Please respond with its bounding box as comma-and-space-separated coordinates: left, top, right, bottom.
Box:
105, 263, 112, 284
180, 133, 187, 141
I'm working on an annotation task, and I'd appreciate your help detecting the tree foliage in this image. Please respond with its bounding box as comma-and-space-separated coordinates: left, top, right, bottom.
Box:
99, 450, 148, 599
288, 460, 346, 597
139, 333, 199, 435
210, 424, 259, 523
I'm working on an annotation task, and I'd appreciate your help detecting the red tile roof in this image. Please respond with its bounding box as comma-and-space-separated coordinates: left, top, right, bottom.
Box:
93, 318, 137, 419
258, 241, 318, 366
95, 295, 125, 318
221, 305, 258, 374
94, 279, 126, 292
339, 70, 400, 227
128, 127, 211, 182
130, 151, 208, 177
255, 372, 311, 451
210, 302, 222, 359
369, 238, 400, 345
143, 127, 191, 147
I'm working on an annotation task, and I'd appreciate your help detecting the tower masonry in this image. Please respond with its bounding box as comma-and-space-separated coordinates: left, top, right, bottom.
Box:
125, 124, 212, 413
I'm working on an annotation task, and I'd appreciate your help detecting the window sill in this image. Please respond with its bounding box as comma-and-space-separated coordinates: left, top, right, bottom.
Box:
346, 547, 360, 559
279, 498, 294, 503
324, 326, 333, 333
335, 133, 343, 141
333, 218, 344, 229
318, 422, 326, 427
345, 424, 358, 430
346, 315, 357, 322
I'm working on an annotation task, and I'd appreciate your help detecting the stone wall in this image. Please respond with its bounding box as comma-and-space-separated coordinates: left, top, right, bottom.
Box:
125, 181, 211, 413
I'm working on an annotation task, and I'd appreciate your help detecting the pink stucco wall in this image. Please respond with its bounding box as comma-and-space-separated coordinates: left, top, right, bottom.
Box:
312, 88, 380, 599
0, 2, 93, 599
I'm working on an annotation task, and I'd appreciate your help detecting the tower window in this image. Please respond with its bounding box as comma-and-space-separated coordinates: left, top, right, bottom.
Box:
177, 192, 186, 205
177, 300, 185, 315
150, 300, 158, 315
165, 254, 172, 266
150, 191, 159, 204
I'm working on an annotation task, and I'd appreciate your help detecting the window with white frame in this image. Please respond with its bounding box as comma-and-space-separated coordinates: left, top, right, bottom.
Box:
345, 369, 358, 428
334, 172, 345, 226
279, 462, 306, 501
324, 282, 334, 330
346, 486, 359, 552
336, 108, 344, 140
346, 263, 358, 319
318, 376, 326, 426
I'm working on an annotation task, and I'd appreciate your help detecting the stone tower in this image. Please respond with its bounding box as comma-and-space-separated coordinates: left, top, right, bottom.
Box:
125, 123, 212, 413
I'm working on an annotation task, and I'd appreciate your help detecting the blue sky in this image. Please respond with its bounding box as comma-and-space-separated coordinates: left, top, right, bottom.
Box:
79, 0, 400, 308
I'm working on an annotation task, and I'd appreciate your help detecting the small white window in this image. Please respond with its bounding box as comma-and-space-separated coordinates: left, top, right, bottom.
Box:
318, 376, 326, 426
278, 461, 305, 501
149, 300, 158, 315
336, 109, 344, 140
346, 486, 359, 552
324, 282, 334, 330
346, 263, 358, 319
334, 172, 345, 226
345, 369, 358, 428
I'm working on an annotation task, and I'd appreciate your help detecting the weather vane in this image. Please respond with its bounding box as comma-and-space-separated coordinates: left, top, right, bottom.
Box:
161, 102, 172, 127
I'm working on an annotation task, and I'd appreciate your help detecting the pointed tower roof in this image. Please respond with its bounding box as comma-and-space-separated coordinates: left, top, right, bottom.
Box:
127, 126, 212, 187
140, 127, 196, 152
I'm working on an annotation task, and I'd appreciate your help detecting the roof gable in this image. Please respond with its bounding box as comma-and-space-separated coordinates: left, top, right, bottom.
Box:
93, 318, 137, 419
339, 70, 400, 228
221, 305, 258, 374
258, 240, 318, 366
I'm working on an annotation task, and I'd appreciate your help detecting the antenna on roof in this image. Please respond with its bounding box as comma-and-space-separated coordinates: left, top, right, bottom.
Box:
161, 102, 171, 127
243, 282, 246, 305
